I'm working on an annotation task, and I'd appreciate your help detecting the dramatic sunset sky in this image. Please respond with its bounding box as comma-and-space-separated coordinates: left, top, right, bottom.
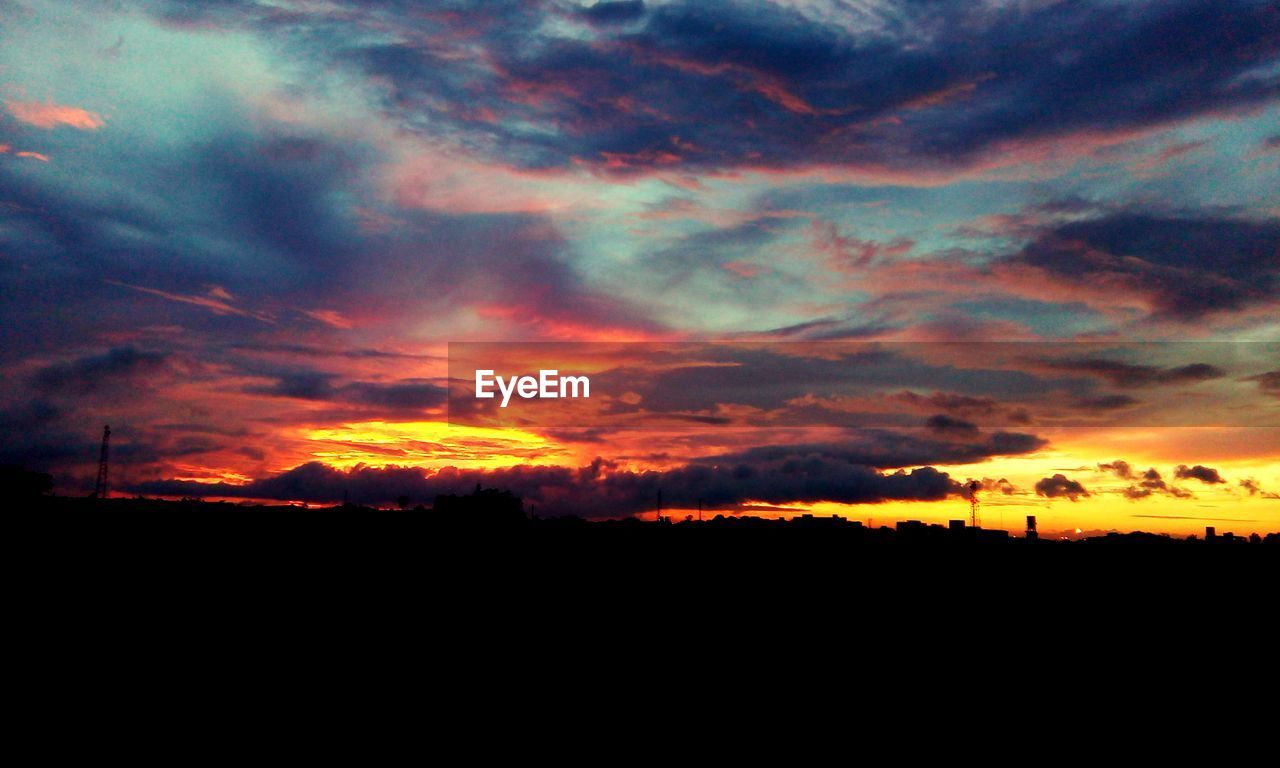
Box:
2, 0, 1278, 535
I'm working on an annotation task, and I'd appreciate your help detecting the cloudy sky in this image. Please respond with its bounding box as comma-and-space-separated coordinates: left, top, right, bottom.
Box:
2, 0, 1278, 534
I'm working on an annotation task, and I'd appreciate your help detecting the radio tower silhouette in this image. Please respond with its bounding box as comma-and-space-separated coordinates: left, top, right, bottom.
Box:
93, 425, 111, 499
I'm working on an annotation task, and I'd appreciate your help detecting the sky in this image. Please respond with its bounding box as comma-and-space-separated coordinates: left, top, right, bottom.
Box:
1, 0, 1278, 535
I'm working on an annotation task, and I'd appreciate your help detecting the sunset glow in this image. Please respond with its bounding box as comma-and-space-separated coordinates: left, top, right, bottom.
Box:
1, 1, 1277, 536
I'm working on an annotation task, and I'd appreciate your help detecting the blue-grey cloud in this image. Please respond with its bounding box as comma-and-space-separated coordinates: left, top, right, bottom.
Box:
33, 347, 171, 394
1005, 213, 1280, 319
138, 1, 1280, 173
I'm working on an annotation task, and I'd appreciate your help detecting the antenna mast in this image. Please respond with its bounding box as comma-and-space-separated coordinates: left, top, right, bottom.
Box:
967, 480, 981, 529
93, 425, 111, 499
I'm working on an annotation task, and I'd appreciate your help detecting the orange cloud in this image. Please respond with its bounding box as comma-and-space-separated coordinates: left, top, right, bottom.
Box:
5, 100, 105, 130
303, 309, 355, 329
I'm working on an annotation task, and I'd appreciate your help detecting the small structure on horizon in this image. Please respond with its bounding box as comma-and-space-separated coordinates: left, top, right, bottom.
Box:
966, 480, 981, 528
92, 425, 110, 500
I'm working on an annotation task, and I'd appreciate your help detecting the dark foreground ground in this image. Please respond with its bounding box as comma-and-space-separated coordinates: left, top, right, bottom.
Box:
10, 495, 1276, 633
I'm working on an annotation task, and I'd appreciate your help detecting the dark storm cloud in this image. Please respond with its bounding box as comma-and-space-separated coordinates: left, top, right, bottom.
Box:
592, 345, 1066, 419
698, 429, 1046, 471
246, 370, 337, 400
1034, 474, 1089, 501
1, 128, 364, 293
1040, 359, 1225, 388
0, 400, 76, 469
0, 130, 366, 362
141, 0, 1280, 173
459, 341, 1265, 431
1006, 214, 1280, 320
0, 399, 182, 477
33, 347, 171, 394
925, 414, 979, 438
0, 428, 97, 470
578, 1, 647, 25
1174, 464, 1226, 484
186, 134, 364, 283
132, 452, 960, 514
129, 422, 1050, 512
243, 367, 446, 411
340, 381, 448, 411
892, 391, 1000, 417
0, 399, 60, 433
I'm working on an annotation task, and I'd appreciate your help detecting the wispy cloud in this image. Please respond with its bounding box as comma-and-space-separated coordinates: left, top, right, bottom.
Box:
5, 100, 104, 130
106, 280, 274, 322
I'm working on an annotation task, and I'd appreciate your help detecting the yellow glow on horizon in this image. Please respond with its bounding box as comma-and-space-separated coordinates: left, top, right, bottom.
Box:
300, 420, 571, 470
286, 423, 1279, 535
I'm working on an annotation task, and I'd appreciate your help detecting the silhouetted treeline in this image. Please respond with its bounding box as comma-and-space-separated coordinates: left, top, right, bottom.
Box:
11, 491, 1278, 550
2, 465, 53, 498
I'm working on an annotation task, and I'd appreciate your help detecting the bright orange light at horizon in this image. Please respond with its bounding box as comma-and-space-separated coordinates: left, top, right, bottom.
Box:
300, 420, 573, 470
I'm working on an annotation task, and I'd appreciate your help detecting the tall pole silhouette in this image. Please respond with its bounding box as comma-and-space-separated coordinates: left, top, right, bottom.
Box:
93, 425, 111, 499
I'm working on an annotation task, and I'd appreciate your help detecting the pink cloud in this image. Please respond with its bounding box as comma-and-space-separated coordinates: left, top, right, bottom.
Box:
722, 260, 765, 278
620, 44, 850, 118
106, 280, 275, 322
302, 309, 355, 329
895, 77, 989, 112
810, 219, 914, 272
385, 145, 605, 214
1128, 139, 1208, 177
5, 100, 105, 130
